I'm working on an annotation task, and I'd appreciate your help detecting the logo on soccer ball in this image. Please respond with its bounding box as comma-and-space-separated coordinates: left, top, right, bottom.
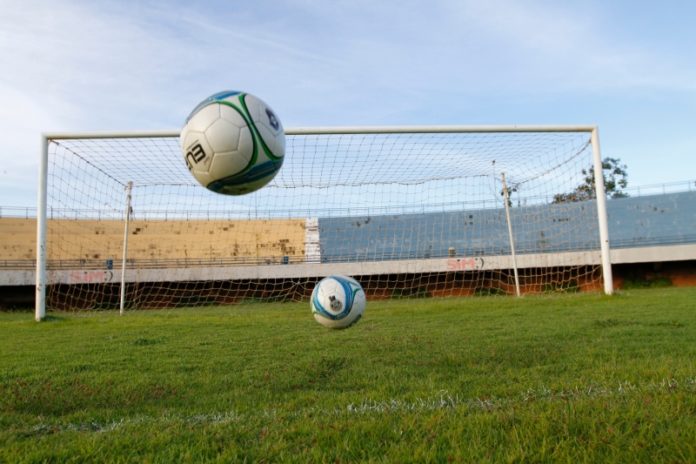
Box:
184, 142, 206, 170
266, 108, 280, 131
329, 295, 343, 312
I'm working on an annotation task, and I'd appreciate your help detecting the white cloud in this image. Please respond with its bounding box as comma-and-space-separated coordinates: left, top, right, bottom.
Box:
0, 0, 694, 206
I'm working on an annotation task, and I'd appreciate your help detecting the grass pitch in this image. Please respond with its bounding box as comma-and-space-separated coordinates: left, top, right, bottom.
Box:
1, 287, 695, 462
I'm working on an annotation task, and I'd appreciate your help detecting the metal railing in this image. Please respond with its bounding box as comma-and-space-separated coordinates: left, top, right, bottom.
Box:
2, 180, 695, 220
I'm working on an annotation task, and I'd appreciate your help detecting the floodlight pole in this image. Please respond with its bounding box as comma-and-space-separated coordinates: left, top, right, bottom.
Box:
35, 135, 49, 321
591, 128, 614, 295
501, 173, 521, 297
119, 181, 133, 315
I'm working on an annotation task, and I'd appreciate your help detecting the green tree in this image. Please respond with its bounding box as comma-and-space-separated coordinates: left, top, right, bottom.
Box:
500, 182, 519, 207
553, 157, 628, 203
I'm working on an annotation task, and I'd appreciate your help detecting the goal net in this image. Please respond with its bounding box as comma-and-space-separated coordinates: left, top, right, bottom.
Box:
36, 126, 612, 317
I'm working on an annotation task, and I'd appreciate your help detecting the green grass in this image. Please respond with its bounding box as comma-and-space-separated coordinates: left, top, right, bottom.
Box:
1, 287, 695, 462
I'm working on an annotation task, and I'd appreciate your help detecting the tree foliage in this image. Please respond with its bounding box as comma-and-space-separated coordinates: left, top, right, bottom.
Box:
553, 157, 628, 203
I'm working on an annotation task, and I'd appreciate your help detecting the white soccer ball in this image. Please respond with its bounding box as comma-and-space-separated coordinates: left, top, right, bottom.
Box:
180, 90, 285, 195
311, 275, 366, 329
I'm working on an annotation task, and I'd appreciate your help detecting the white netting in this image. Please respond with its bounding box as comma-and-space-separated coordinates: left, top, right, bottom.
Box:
38, 128, 605, 309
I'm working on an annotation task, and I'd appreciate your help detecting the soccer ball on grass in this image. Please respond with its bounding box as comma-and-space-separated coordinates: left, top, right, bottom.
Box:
311, 275, 366, 329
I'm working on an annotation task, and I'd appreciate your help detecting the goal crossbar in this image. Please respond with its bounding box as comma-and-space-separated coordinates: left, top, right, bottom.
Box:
42, 124, 599, 140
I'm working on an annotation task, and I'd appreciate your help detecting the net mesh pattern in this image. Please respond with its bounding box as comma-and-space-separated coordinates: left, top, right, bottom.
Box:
42, 130, 603, 309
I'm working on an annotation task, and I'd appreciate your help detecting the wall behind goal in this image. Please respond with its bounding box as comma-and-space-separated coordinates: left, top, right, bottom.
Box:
318, 201, 599, 263
3, 191, 696, 308
0, 217, 306, 264
607, 191, 696, 248
317, 191, 696, 264
2, 191, 695, 268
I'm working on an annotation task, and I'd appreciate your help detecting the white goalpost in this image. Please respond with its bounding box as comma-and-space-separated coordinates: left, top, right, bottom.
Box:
35, 125, 613, 321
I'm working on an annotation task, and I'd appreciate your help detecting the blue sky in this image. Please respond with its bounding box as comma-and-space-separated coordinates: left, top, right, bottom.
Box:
1, 0, 695, 206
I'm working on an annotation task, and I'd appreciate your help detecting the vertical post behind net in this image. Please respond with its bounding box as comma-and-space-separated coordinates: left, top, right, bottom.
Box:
119, 181, 133, 315
501, 172, 521, 297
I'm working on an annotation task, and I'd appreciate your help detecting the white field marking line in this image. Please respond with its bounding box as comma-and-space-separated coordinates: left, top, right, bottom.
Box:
21, 377, 696, 434
25, 411, 246, 435
343, 377, 696, 415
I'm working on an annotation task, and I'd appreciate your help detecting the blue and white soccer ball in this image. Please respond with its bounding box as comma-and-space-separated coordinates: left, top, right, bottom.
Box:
180, 90, 285, 195
311, 275, 366, 329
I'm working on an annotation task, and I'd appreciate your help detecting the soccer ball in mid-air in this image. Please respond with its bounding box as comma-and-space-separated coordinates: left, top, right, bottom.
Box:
180, 90, 285, 195
311, 275, 366, 329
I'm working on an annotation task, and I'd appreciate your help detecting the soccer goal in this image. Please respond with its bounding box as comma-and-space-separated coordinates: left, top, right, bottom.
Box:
35, 125, 613, 320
